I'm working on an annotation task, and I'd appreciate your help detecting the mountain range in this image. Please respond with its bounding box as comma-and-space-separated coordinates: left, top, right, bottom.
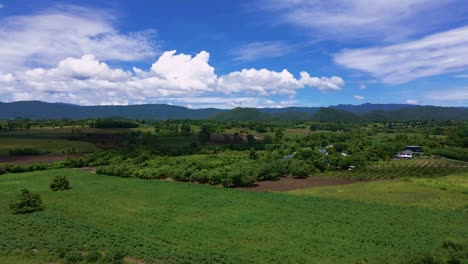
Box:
0, 101, 467, 121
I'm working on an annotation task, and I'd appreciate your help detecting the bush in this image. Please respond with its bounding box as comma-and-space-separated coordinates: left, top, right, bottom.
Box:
64, 251, 83, 263
50, 175, 71, 191
85, 250, 102, 262
9, 189, 44, 214
103, 250, 126, 264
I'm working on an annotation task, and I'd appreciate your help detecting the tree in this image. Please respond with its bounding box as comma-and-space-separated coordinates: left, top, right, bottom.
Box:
263, 135, 273, 144
50, 175, 71, 191
247, 134, 255, 145
249, 148, 258, 160
9, 189, 44, 214
199, 124, 212, 143
274, 129, 284, 142
181, 123, 192, 135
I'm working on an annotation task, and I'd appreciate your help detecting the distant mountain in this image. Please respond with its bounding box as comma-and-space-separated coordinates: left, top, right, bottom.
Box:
381, 106, 468, 121
332, 103, 420, 113
0, 101, 221, 120
312, 108, 360, 122
210, 108, 270, 122
0, 101, 467, 121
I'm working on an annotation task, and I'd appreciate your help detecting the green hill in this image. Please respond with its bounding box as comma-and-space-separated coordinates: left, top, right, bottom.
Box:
0, 101, 467, 121
210, 107, 271, 121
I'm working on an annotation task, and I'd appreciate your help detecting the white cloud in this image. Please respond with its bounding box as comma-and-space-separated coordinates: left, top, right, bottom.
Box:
218, 68, 301, 95
406, 99, 418, 105
299, 72, 344, 91
258, 0, 464, 42
1, 50, 344, 107
425, 88, 468, 101
0, 72, 15, 83
148, 50, 217, 93
229, 41, 294, 62
454, 74, 468, 78
353, 95, 364, 100
0, 6, 158, 72
0, 4, 4, 8
359, 84, 366, 90
334, 26, 468, 84
151, 96, 296, 109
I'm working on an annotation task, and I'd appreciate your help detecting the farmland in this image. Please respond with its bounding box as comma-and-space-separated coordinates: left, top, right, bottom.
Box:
0, 118, 467, 263
0, 169, 467, 263
0, 138, 96, 156
291, 173, 468, 210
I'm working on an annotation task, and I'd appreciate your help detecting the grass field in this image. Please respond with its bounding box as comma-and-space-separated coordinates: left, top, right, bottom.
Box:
322, 159, 468, 179
0, 169, 466, 263
291, 173, 468, 210
0, 138, 97, 156
0, 126, 155, 137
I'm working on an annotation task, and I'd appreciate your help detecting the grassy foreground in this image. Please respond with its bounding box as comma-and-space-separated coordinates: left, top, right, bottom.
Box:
0, 169, 466, 263
291, 173, 468, 210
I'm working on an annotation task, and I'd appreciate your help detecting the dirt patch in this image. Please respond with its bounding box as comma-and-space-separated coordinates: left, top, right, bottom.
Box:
238, 176, 367, 192
76, 167, 97, 173
0, 154, 82, 164
124, 256, 145, 264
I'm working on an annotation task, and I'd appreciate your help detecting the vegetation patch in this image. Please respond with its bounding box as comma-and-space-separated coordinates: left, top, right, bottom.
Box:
50, 175, 71, 191
290, 173, 468, 210
0, 169, 466, 263
9, 189, 44, 214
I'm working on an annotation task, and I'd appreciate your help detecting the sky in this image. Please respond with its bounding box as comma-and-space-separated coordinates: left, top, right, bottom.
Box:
0, 0, 467, 109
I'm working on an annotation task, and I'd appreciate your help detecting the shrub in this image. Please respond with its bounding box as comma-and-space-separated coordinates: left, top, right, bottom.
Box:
64, 251, 83, 263
9, 189, 44, 214
103, 250, 126, 264
50, 175, 71, 191
85, 250, 102, 262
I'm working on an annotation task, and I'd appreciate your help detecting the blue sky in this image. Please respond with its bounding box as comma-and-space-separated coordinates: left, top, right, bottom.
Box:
0, 0, 467, 108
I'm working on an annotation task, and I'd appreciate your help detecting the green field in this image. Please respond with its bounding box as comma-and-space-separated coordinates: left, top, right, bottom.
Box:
322, 159, 468, 179
0, 169, 466, 263
0, 138, 97, 156
291, 173, 468, 210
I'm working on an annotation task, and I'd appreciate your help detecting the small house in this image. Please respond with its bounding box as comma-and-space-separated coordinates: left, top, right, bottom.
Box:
395, 150, 413, 159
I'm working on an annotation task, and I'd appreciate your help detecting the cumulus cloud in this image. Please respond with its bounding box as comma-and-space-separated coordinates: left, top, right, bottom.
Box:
0, 6, 158, 72
229, 41, 295, 62
258, 0, 464, 42
353, 95, 364, 100
0, 50, 344, 107
0, 72, 15, 83
218, 69, 302, 95
299, 72, 344, 91
334, 26, 468, 84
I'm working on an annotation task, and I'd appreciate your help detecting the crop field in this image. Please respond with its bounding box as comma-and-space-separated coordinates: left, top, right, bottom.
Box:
0, 138, 97, 156
0, 169, 466, 263
291, 173, 468, 210
323, 159, 468, 179
0, 126, 155, 138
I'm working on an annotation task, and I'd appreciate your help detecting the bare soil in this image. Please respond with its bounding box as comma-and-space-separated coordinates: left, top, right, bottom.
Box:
0, 154, 82, 164
238, 176, 366, 192
76, 167, 97, 173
